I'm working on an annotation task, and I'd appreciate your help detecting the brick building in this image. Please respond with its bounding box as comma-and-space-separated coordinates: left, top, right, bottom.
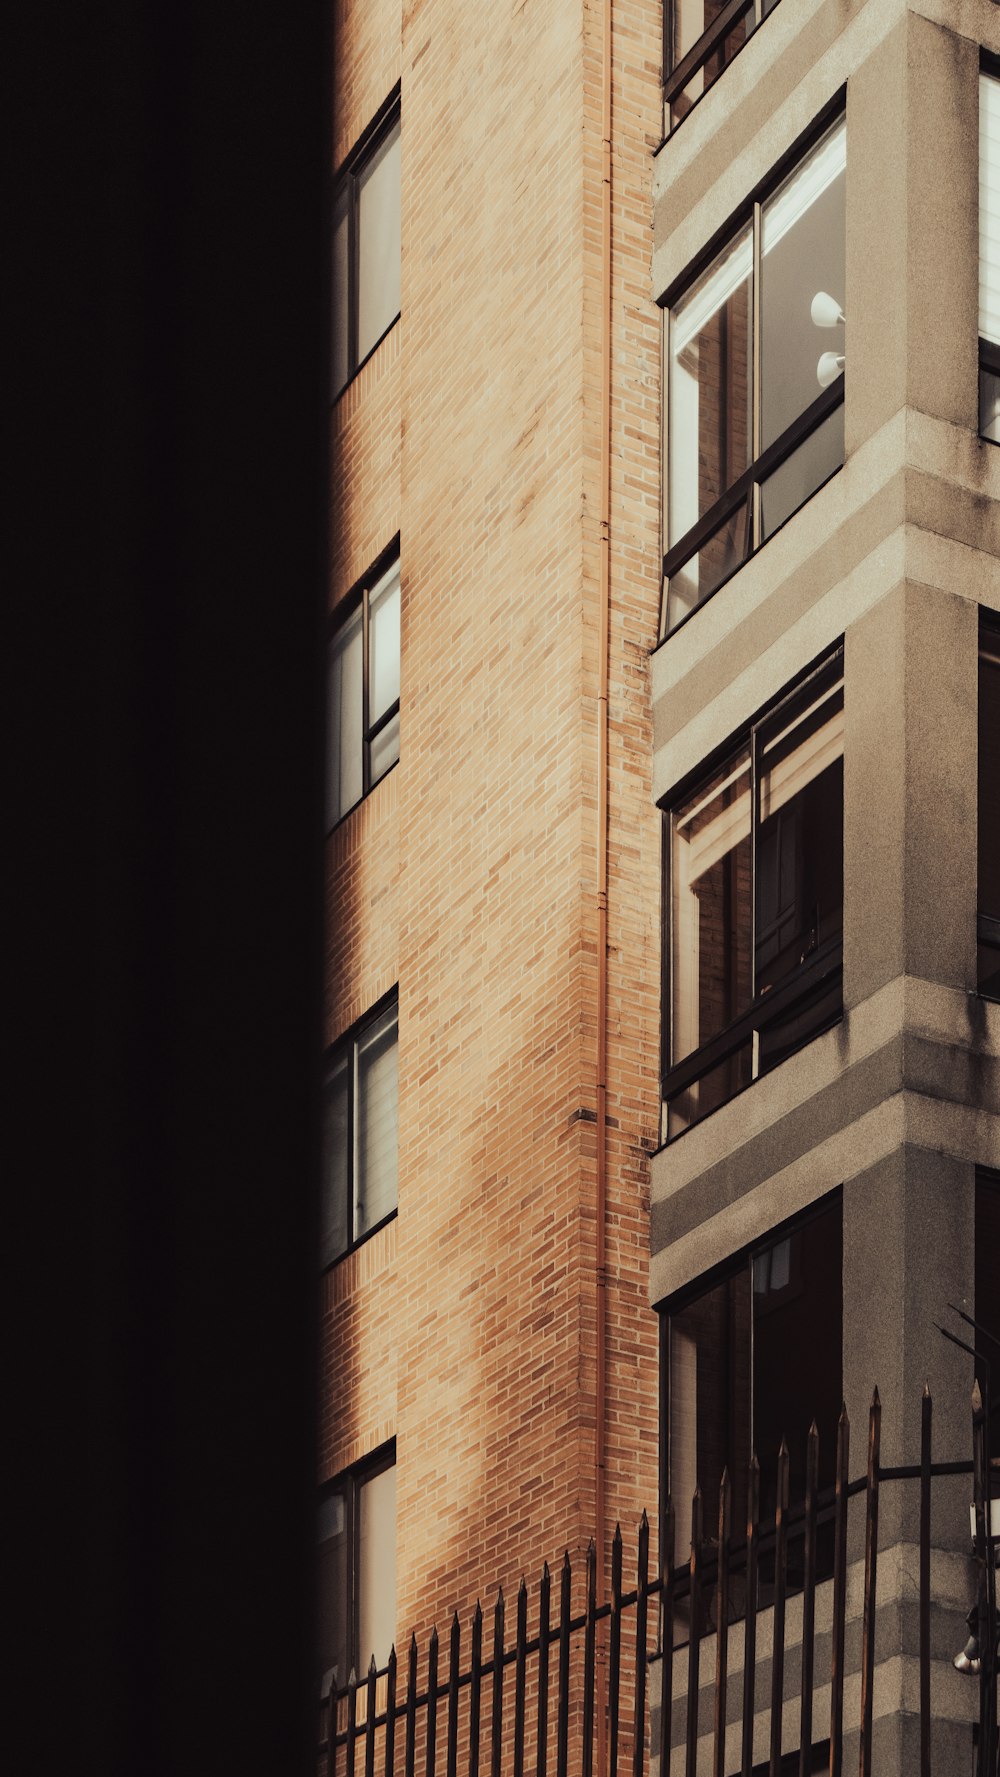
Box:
323, 0, 1000, 1771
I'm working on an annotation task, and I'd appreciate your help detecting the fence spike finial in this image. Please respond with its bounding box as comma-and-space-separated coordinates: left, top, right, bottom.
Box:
972, 1377, 984, 1416
638, 1505, 648, 1532
541, 1560, 549, 1583
518, 1573, 527, 1599
871, 1383, 881, 1408
612, 1520, 622, 1550
369, 1653, 377, 1677
922, 1379, 931, 1398
474, 1598, 482, 1624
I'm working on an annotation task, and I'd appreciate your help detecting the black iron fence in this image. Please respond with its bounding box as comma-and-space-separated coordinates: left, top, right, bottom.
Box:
321, 1387, 998, 1777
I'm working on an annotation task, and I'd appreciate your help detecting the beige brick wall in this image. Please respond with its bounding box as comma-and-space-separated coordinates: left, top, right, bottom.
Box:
324, 0, 664, 1661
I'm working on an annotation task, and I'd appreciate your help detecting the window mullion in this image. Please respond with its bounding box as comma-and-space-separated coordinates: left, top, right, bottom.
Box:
750, 723, 760, 1078
751, 198, 763, 552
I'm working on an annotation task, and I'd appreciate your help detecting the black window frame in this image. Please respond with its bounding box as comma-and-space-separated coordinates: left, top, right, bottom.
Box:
980, 612, 1000, 1000
327, 537, 401, 832
975, 1169, 1000, 1463
657, 1190, 844, 1604
662, 0, 782, 138
317, 1440, 397, 1697
659, 645, 844, 1144
332, 87, 401, 400
981, 57, 1000, 446
321, 987, 399, 1271
658, 96, 846, 643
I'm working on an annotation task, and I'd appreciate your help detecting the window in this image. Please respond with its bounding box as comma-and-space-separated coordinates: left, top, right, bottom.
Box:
976, 1172, 1000, 1463
981, 619, 1000, 999
663, 1195, 843, 1614
662, 112, 846, 634
332, 95, 401, 398
318, 1448, 397, 1695
327, 548, 400, 827
322, 992, 399, 1268
663, 0, 782, 135
662, 648, 843, 1140
981, 67, 1000, 443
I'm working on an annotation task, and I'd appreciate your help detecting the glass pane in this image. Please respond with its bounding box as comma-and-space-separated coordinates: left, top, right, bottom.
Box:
979, 630, 1000, 927
668, 7, 750, 128
981, 365, 1000, 444
755, 673, 844, 995
332, 188, 350, 398
321, 1054, 351, 1267
761, 116, 846, 452
369, 710, 400, 786
975, 1176, 1000, 1460
358, 1464, 397, 1672
669, 229, 752, 547
668, 1263, 751, 1636
753, 1199, 841, 1586
357, 118, 401, 364
666, 1038, 752, 1140
328, 607, 363, 823
671, 746, 753, 1066
665, 498, 748, 632
980, 73, 1000, 346
317, 1487, 350, 1691
759, 402, 844, 541
357, 1002, 398, 1237
368, 558, 400, 724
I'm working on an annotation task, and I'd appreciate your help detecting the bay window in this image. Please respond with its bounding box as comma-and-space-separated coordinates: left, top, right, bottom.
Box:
663, 1194, 843, 1612
981, 65, 1000, 444
663, 113, 846, 633
663, 0, 782, 135
663, 649, 843, 1140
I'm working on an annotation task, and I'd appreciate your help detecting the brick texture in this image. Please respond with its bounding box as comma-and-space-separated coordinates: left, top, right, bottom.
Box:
324, 0, 665, 1668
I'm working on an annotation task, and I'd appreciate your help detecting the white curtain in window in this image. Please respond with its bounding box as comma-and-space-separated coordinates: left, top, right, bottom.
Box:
357, 1004, 398, 1237
368, 558, 401, 724
358, 120, 401, 364
358, 1465, 397, 1672
981, 73, 1000, 345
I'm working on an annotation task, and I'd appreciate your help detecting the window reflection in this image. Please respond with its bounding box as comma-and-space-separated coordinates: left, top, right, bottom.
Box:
663, 115, 846, 633
669, 229, 752, 548
665, 1196, 843, 1631
666, 654, 843, 1136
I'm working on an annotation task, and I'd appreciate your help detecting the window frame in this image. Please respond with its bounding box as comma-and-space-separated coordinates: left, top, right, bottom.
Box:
659, 645, 844, 1144
662, 0, 780, 139
332, 87, 401, 400
318, 1440, 397, 1696
657, 1189, 843, 1577
322, 987, 399, 1271
658, 97, 846, 643
327, 538, 401, 831
981, 57, 1000, 445
979, 612, 1000, 998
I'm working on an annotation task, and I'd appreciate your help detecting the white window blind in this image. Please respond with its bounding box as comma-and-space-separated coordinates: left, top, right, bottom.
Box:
981, 71, 1000, 345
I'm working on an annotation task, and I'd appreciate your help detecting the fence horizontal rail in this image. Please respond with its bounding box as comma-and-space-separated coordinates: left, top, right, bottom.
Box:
320, 1388, 997, 1777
